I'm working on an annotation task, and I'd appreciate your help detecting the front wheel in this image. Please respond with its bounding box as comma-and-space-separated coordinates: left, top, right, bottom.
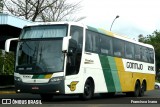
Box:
79, 79, 94, 100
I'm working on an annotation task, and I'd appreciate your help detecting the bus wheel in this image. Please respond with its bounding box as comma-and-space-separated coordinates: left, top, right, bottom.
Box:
133, 81, 140, 97
80, 79, 94, 100
139, 82, 146, 97
40, 94, 53, 101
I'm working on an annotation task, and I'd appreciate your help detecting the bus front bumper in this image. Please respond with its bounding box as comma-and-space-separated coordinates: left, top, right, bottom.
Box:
14, 80, 65, 94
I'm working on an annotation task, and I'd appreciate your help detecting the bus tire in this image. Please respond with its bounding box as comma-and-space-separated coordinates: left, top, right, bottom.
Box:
133, 81, 140, 97
79, 79, 94, 100
40, 94, 53, 101
139, 81, 146, 97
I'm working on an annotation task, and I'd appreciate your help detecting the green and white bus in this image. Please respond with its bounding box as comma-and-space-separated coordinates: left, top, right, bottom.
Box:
5, 22, 155, 100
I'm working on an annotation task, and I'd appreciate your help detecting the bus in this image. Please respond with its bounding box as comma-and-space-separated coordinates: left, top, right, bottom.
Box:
5, 22, 155, 100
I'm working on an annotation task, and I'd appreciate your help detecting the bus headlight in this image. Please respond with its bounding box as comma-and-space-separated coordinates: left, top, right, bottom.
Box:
49, 76, 64, 82
14, 76, 22, 82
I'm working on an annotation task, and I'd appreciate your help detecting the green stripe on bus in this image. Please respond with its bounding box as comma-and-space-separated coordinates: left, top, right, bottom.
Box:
108, 56, 122, 92
99, 55, 116, 92
32, 75, 45, 79
38, 75, 45, 79
32, 75, 39, 79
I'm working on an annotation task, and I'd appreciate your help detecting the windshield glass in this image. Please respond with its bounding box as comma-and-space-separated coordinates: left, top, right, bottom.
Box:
16, 39, 64, 73
20, 25, 67, 39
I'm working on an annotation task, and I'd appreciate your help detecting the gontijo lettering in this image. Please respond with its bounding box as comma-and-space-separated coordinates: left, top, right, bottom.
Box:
126, 62, 143, 70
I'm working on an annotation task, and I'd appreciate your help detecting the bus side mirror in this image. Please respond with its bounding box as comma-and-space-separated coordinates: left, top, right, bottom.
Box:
62, 37, 71, 53
5, 38, 19, 52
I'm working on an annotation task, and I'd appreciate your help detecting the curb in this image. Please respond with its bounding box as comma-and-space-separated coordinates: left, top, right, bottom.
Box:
0, 91, 16, 94
0, 85, 15, 89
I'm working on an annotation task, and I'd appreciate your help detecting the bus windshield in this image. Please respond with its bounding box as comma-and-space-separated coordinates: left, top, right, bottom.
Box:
16, 24, 68, 74
20, 24, 67, 39
16, 39, 64, 73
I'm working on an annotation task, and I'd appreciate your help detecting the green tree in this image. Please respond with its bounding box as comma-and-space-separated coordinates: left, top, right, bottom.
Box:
139, 30, 160, 75
0, 49, 14, 75
0, 50, 3, 73
3, 52, 15, 75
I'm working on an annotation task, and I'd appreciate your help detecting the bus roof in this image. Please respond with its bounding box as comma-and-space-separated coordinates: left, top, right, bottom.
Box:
24, 22, 154, 49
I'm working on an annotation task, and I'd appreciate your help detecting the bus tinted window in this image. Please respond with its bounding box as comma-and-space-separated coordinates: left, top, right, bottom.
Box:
125, 42, 134, 59
113, 38, 124, 57
85, 30, 100, 53
100, 35, 113, 55
142, 46, 148, 62
85, 30, 92, 52
135, 45, 141, 61
148, 48, 154, 63
92, 32, 100, 53
70, 26, 83, 51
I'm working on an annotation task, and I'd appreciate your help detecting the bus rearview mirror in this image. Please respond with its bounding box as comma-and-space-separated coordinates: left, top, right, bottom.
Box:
62, 36, 71, 53
5, 38, 19, 52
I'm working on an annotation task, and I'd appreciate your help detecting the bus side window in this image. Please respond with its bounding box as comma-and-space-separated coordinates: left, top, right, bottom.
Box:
135, 45, 141, 61
100, 35, 112, 55
113, 38, 124, 57
85, 30, 93, 52
141, 47, 148, 62
125, 42, 134, 59
92, 32, 100, 53
148, 48, 154, 63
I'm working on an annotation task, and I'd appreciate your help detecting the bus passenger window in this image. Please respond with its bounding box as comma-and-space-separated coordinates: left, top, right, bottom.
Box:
85, 31, 93, 52
148, 48, 154, 63
100, 35, 112, 55
125, 42, 134, 59
142, 47, 148, 62
113, 38, 124, 57
135, 45, 141, 60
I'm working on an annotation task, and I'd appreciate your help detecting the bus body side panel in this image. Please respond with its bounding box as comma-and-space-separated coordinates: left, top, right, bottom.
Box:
99, 55, 122, 93
64, 73, 84, 94
81, 53, 108, 93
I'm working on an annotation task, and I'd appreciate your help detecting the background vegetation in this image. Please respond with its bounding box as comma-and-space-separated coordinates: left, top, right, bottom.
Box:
0, 49, 14, 75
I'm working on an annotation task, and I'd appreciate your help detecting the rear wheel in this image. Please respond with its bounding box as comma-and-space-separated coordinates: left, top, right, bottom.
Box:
133, 81, 141, 97
139, 82, 146, 97
79, 79, 94, 100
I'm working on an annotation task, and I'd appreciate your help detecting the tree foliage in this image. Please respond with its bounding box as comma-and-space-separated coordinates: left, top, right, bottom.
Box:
0, 50, 14, 75
4, 0, 85, 22
139, 30, 160, 74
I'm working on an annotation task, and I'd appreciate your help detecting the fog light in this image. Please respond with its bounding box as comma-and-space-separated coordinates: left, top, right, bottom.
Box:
17, 89, 21, 92
56, 90, 60, 93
